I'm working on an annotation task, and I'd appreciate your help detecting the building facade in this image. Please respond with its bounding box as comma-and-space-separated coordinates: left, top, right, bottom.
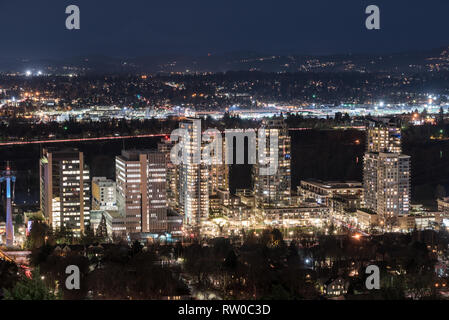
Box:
116, 150, 169, 236
92, 177, 117, 210
363, 123, 410, 219
146, 151, 168, 233
158, 138, 179, 211
40, 148, 90, 235
298, 179, 363, 206
253, 118, 291, 209
178, 118, 209, 228
366, 125, 402, 153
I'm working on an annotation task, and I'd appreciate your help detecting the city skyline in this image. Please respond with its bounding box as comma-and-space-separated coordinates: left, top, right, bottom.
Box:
0, 115, 434, 243
2, 1, 449, 303
2, 94, 449, 301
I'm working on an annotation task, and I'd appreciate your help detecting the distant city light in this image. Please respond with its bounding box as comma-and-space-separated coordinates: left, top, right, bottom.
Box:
352, 233, 361, 240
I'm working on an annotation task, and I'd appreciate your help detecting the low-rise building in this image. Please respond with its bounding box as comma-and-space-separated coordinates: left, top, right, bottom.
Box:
298, 179, 363, 206
319, 277, 349, 297
209, 195, 223, 216
92, 177, 117, 211
355, 208, 379, 229
222, 203, 254, 228
90, 210, 126, 240
260, 203, 329, 227
437, 197, 449, 213
397, 215, 416, 231
235, 189, 255, 207
330, 194, 362, 216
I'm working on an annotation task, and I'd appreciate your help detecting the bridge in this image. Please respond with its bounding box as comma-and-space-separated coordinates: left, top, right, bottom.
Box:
0, 162, 15, 246
0, 248, 32, 278
0, 133, 168, 147
0, 248, 14, 263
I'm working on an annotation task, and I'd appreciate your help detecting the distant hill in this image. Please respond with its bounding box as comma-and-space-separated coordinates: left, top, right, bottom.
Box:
2, 46, 449, 75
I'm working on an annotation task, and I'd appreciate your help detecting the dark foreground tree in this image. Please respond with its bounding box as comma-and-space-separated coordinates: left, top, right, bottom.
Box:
3, 268, 60, 300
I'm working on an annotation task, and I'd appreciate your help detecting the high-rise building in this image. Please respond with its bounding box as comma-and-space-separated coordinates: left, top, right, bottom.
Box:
366, 124, 402, 153
209, 136, 229, 195
115, 150, 168, 236
116, 150, 146, 235
40, 148, 90, 235
178, 118, 209, 228
363, 122, 410, 219
253, 118, 291, 209
158, 138, 179, 211
146, 151, 168, 233
92, 177, 117, 210
364, 152, 410, 217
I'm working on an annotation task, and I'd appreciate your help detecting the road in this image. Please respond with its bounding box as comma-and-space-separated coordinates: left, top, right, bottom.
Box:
0, 248, 14, 263
0, 248, 32, 278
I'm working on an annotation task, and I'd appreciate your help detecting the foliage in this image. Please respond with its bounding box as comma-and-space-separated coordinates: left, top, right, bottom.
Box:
26, 221, 50, 249
3, 268, 60, 300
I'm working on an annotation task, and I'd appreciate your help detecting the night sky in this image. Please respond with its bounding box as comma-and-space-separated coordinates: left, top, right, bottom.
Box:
0, 0, 448, 59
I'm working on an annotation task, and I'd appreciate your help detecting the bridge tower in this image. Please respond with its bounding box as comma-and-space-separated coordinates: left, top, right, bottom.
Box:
0, 161, 16, 247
